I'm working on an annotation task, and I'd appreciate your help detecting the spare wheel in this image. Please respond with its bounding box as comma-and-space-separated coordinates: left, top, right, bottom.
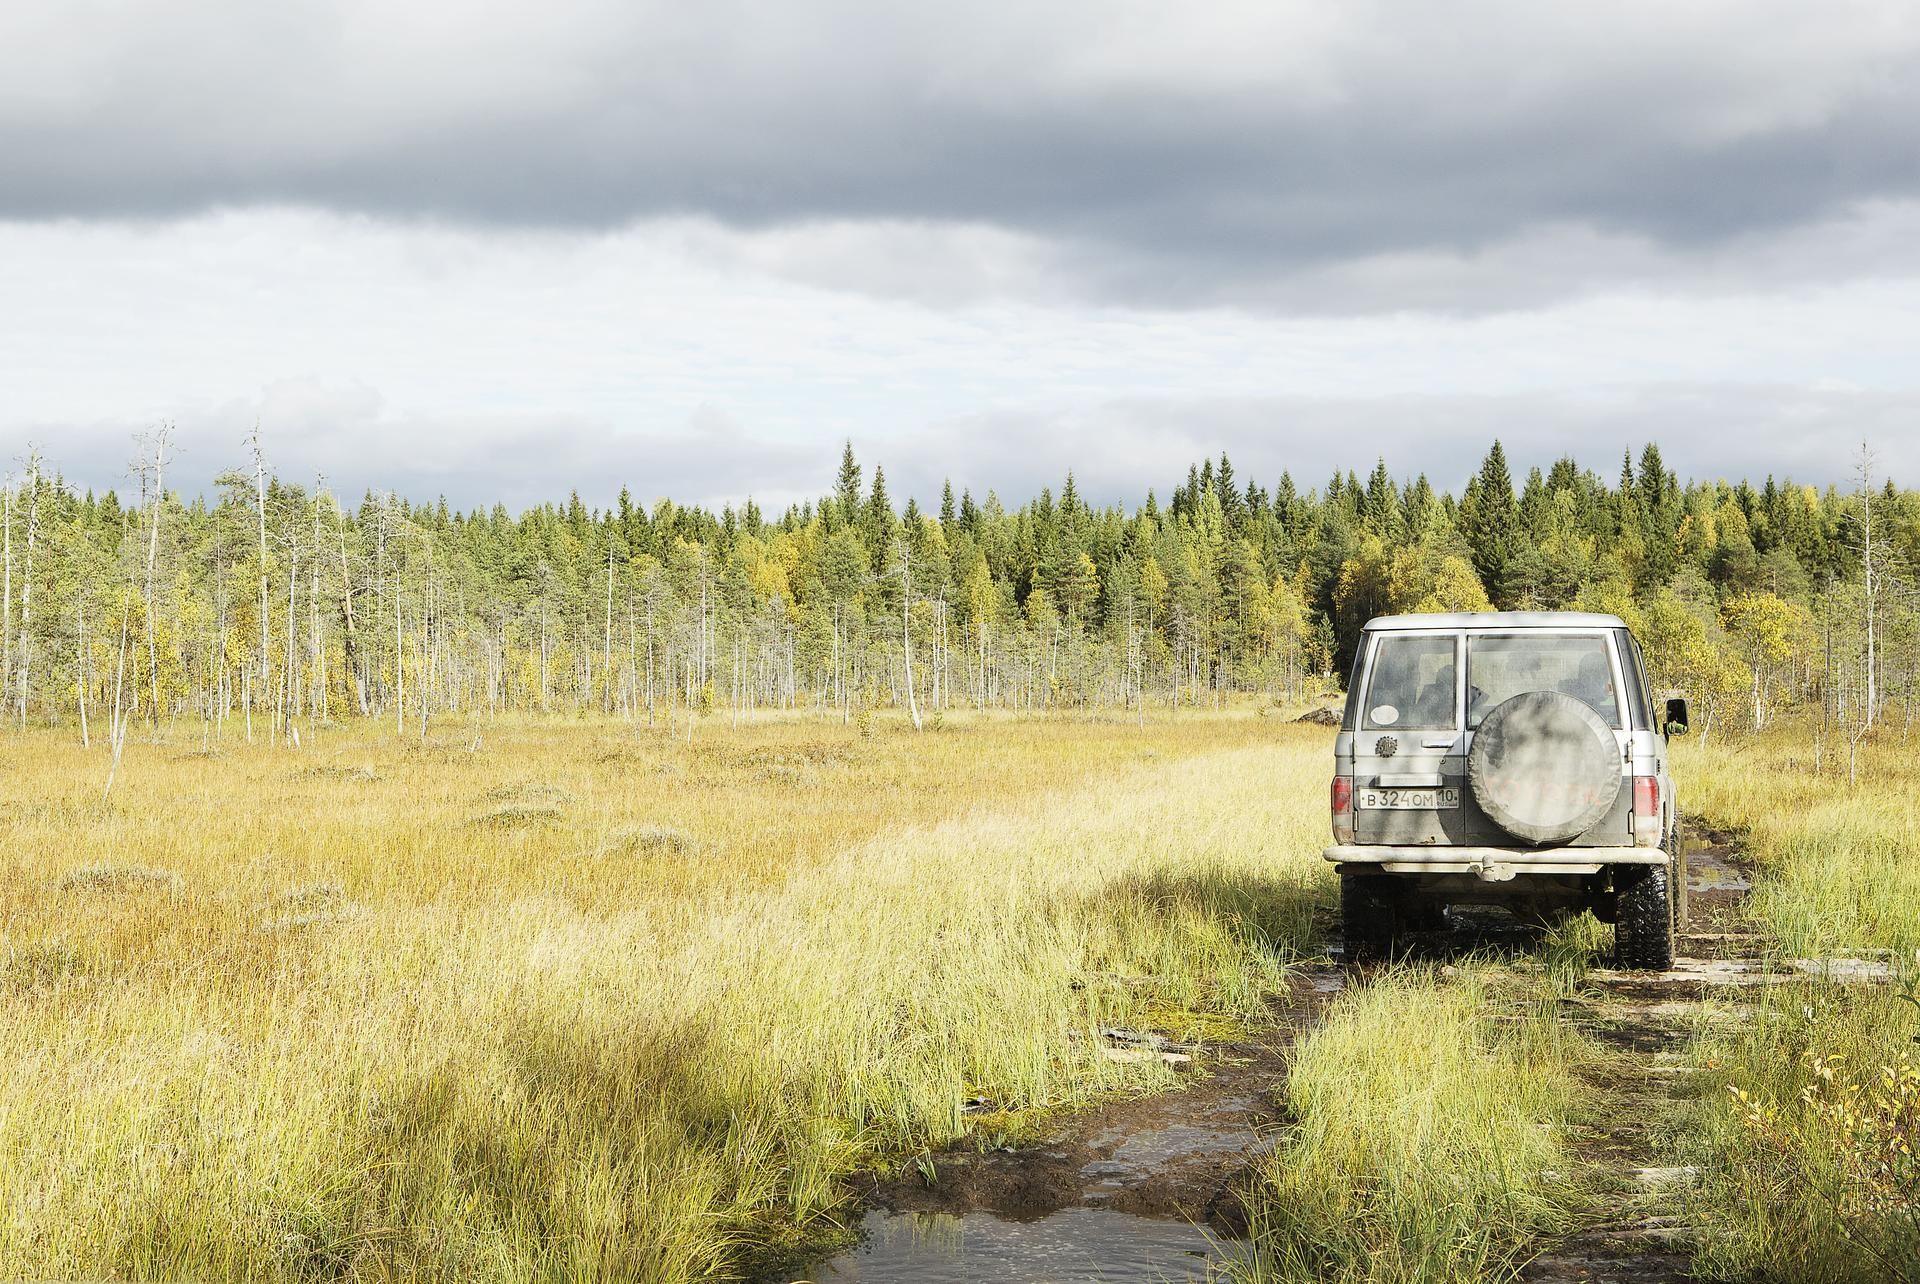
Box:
1468, 691, 1621, 844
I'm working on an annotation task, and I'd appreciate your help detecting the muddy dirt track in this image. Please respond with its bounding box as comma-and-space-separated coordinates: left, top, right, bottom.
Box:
831, 827, 1770, 1281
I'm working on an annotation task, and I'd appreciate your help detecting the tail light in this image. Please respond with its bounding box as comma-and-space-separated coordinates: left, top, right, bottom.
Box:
1632, 776, 1660, 842
1331, 776, 1354, 846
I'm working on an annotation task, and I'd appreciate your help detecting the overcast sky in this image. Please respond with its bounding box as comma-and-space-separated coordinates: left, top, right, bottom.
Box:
5, 1, 1918, 511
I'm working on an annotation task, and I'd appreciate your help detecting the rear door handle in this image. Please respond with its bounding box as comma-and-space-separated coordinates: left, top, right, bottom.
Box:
1422, 736, 1457, 748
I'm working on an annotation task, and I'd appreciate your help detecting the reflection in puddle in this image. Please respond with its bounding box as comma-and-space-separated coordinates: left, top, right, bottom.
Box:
1683, 837, 1753, 892
808, 1208, 1244, 1283
1102, 1123, 1253, 1172
1689, 864, 1751, 892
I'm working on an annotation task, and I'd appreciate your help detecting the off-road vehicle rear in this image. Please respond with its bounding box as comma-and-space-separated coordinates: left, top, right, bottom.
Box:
1325, 612, 1689, 969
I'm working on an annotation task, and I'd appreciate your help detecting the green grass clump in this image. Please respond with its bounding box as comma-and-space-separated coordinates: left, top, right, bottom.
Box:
1239, 966, 1584, 1284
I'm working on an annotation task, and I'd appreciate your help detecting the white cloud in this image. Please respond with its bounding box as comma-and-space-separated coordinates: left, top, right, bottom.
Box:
5, 210, 1918, 506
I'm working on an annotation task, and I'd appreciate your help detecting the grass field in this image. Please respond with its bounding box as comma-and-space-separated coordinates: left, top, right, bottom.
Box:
1678, 729, 1920, 1283
0, 710, 1330, 1280
4, 711, 1916, 1281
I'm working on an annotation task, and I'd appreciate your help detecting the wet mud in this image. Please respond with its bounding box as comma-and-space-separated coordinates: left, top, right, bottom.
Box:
855, 978, 1337, 1234
813, 1207, 1244, 1283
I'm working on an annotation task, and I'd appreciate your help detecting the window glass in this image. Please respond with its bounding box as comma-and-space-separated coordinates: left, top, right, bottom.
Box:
1340, 659, 1366, 731
1467, 634, 1621, 728
1620, 632, 1653, 730
1362, 635, 1458, 730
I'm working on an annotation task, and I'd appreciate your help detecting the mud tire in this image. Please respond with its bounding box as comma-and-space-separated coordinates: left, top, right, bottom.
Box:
1614, 865, 1675, 971
1666, 816, 1686, 938
1468, 691, 1622, 844
1341, 871, 1400, 964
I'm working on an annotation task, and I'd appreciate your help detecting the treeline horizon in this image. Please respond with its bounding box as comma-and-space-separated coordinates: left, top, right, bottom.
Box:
2, 434, 1915, 743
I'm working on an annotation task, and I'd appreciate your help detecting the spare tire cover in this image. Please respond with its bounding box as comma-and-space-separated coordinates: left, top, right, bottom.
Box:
1468, 691, 1621, 845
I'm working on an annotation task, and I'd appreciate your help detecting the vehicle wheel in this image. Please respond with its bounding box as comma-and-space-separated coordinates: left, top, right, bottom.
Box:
1614, 865, 1675, 971
1341, 871, 1400, 964
1666, 816, 1687, 939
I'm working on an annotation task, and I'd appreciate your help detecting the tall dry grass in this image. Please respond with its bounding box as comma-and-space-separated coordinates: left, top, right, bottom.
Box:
0, 711, 1332, 1280
1676, 725, 1920, 1281
1678, 729, 1920, 958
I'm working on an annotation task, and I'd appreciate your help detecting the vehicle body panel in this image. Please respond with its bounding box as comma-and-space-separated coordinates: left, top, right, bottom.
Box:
1329, 612, 1675, 879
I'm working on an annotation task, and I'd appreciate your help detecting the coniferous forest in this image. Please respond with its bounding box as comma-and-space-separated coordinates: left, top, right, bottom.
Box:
3, 434, 1915, 742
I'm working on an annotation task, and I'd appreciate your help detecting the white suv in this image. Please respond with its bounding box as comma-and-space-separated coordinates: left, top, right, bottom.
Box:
1325, 611, 1689, 969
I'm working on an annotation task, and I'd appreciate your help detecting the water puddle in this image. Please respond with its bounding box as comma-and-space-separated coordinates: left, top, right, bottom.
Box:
1687, 863, 1750, 893
807, 1208, 1245, 1283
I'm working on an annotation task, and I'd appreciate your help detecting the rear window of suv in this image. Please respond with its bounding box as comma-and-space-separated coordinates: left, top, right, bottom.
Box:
1467, 633, 1621, 728
1361, 634, 1459, 730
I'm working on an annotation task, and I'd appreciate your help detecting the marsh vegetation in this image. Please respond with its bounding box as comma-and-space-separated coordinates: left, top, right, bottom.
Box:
0, 711, 1329, 1279
4, 708, 1915, 1281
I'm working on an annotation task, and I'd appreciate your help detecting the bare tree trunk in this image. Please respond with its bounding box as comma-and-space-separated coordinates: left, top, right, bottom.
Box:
286, 523, 299, 742
337, 497, 366, 715
395, 562, 405, 737
605, 548, 616, 714
625, 585, 638, 723
311, 482, 323, 725
1, 482, 10, 712
420, 549, 433, 741
14, 451, 41, 727
1852, 443, 1881, 729
250, 425, 270, 710
141, 427, 171, 725
75, 592, 90, 747
897, 538, 922, 731
104, 601, 131, 800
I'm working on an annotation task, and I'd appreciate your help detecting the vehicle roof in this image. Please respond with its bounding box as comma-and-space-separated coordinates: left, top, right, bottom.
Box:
1363, 611, 1628, 632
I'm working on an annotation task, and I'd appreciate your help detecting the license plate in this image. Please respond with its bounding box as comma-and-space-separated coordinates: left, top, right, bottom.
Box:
1358, 787, 1460, 810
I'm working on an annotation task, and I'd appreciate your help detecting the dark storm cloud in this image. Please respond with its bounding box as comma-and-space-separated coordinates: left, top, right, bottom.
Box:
5, 2, 1918, 308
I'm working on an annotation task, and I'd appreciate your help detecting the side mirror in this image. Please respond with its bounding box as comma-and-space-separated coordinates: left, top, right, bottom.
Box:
1664, 697, 1690, 737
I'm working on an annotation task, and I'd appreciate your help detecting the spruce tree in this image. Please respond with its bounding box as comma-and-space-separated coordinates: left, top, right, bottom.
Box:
863, 467, 896, 570
1458, 441, 1518, 605
833, 442, 862, 531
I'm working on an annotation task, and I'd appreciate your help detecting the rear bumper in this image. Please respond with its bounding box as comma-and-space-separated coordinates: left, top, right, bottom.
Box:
1324, 844, 1664, 880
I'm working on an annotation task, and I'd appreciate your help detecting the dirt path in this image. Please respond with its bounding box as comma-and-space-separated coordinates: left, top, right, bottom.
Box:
855, 973, 1343, 1235
824, 826, 1770, 1281
1521, 827, 1757, 1284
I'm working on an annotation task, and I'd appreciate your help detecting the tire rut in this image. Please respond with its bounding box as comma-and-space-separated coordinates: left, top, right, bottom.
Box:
1520, 825, 1757, 1284
852, 975, 1343, 1234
